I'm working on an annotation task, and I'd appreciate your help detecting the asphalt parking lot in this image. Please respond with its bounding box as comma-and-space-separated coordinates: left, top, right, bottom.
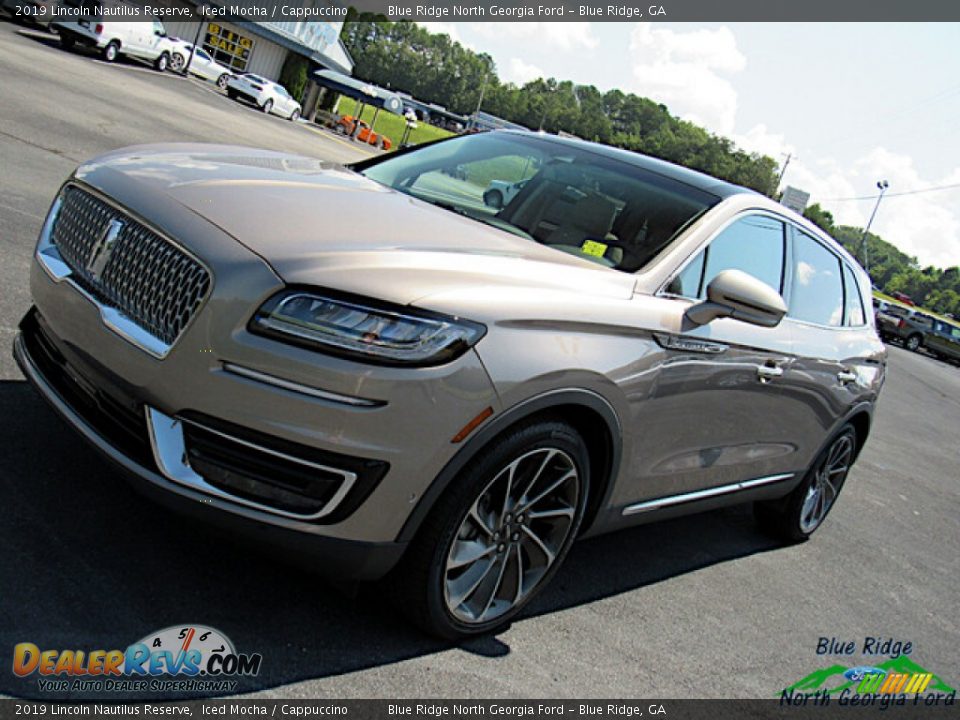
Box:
0, 20, 958, 700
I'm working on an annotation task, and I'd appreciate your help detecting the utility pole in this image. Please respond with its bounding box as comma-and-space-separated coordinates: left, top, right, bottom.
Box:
474, 72, 488, 116
776, 152, 794, 190
861, 180, 889, 277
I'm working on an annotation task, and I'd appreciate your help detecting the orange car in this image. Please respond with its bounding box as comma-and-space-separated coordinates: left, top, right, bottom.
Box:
335, 115, 393, 150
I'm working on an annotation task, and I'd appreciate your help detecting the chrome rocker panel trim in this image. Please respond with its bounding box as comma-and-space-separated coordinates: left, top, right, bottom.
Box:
622, 473, 795, 516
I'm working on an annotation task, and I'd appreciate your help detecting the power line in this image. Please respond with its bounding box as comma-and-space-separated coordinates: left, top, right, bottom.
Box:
820, 181, 960, 202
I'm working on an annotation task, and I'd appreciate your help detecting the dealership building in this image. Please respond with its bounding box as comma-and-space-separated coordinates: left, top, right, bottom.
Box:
164, 1, 354, 85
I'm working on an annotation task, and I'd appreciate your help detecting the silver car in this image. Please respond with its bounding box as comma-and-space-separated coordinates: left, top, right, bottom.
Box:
15, 132, 886, 638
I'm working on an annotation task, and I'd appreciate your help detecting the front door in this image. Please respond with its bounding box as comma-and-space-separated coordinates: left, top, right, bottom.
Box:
625, 213, 799, 503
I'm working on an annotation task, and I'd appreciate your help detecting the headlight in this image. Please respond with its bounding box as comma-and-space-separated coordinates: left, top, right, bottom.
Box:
250, 290, 486, 367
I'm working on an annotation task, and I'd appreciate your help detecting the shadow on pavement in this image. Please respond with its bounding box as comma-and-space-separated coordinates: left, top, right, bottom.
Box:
0, 380, 782, 699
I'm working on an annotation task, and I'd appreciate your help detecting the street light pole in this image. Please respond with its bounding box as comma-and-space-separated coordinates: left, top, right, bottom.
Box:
861, 180, 889, 277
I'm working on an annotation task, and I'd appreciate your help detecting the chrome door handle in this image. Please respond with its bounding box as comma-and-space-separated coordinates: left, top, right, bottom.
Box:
837, 370, 857, 384
757, 364, 783, 382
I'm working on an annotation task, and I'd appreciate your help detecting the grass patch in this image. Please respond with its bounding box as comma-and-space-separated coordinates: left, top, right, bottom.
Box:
335, 96, 453, 148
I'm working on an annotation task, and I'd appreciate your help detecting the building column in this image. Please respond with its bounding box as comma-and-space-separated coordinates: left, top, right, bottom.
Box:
303, 82, 321, 122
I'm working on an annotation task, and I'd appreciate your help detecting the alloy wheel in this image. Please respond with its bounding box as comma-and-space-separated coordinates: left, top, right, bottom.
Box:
798, 434, 853, 534
170, 53, 184, 72
443, 447, 580, 625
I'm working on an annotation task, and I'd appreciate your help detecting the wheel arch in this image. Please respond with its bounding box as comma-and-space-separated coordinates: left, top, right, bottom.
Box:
396, 389, 623, 544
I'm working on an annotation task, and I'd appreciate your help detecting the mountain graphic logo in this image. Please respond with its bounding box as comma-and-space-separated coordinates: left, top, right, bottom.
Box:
782, 656, 956, 696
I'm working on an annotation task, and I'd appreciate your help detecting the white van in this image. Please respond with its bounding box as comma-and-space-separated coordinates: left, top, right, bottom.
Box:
52, 14, 176, 71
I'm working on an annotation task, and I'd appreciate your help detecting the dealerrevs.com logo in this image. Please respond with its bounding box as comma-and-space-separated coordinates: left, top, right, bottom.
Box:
13, 625, 262, 693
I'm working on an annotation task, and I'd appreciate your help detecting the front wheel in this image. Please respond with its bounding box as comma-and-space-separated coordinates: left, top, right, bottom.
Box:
217, 74, 229, 90
395, 419, 590, 639
289, 109, 300, 122
170, 52, 184, 72
261, 99, 273, 114
905, 334, 922, 352
102, 42, 119, 62
154, 52, 168, 72
755, 425, 856, 542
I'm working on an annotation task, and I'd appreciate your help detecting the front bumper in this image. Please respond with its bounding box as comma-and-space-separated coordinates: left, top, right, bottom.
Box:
20, 174, 502, 570
14, 311, 405, 581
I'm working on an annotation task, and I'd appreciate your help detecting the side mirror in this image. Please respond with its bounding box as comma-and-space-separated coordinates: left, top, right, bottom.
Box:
685, 269, 787, 328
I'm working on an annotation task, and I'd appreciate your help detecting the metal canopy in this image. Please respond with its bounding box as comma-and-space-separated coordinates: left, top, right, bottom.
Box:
312, 70, 404, 115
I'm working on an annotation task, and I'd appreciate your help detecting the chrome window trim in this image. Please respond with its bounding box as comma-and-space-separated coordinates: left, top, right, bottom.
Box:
146, 407, 357, 521
222, 363, 385, 408
34, 182, 214, 359
622, 472, 795, 515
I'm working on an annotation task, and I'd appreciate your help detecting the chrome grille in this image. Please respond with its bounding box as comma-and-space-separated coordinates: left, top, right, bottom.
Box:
51, 186, 211, 348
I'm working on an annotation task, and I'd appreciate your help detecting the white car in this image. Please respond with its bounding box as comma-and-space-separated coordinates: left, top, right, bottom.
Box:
167, 40, 234, 89
51, 17, 175, 71
226, 74, 302, 121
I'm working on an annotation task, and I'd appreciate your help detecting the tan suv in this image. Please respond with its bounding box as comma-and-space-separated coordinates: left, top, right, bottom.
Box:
15, 132, 886, 638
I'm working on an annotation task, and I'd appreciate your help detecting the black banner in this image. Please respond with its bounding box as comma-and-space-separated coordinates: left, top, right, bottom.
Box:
4, 0, 960, 22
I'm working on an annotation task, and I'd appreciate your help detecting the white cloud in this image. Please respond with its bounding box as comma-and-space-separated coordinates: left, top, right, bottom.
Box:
472, 22, 598, 51
503, 58, 544, 86
627, 25, 746, 136
417, 22, 474, 50
775, 147, 960, 268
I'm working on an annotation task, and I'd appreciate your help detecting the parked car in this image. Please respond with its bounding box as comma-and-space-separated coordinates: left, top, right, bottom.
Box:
879, 306, 960, 359
226, 73, 301, 120
483, 179, 529, 210
51, 16, 175, 71
335, 115, 393, 150
876, 306, 935, 350
166, 40, 233, 89
15, 131, 886, 639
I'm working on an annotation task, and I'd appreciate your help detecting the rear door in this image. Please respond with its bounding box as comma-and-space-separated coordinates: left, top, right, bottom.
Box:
779, 229, 880, 471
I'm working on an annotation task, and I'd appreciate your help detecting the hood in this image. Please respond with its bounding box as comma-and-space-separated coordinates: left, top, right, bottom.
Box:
75, 145, 637, 305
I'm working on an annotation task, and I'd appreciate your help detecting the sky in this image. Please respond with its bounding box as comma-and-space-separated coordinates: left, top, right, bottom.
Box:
418, 22, 960, 268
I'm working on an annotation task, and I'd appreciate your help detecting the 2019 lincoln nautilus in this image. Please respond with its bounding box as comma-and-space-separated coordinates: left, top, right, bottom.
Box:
14, 131, 886, 638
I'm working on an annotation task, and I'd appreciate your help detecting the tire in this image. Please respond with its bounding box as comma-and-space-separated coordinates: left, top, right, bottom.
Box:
289, 109, 300, 122
905, 334, 922, 352
60, 34, 75, 51
170, 52, 184, 72
394, 418, 590, 639
335, 123, 346, 134
755, 424, 856, 542
154, 52, 168, 72
217, 74, 229, 90
483, 189, 504, 209
102, 42, 119, 63
261, 99, 273, 115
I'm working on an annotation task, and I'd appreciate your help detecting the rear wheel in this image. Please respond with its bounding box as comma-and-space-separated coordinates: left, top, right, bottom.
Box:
154, 52, 169, 72
102, 42, 119, 62
395, 419, 590, 639
261, 99, 273, 114
217, 74, 229, 90
755, 425, 856, 542
290, 109, 300, 122
905, 334, 923, 352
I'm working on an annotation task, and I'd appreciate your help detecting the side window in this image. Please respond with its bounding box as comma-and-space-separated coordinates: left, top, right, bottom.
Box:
668, 215, 785, 299
842, 264, 866, 326
790, 231, 844, 326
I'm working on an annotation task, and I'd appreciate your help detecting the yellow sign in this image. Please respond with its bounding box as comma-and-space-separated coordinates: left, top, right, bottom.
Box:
581, 240, 609, 258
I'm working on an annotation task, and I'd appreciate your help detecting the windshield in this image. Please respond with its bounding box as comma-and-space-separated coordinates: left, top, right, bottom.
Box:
359, 132, 719, 272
